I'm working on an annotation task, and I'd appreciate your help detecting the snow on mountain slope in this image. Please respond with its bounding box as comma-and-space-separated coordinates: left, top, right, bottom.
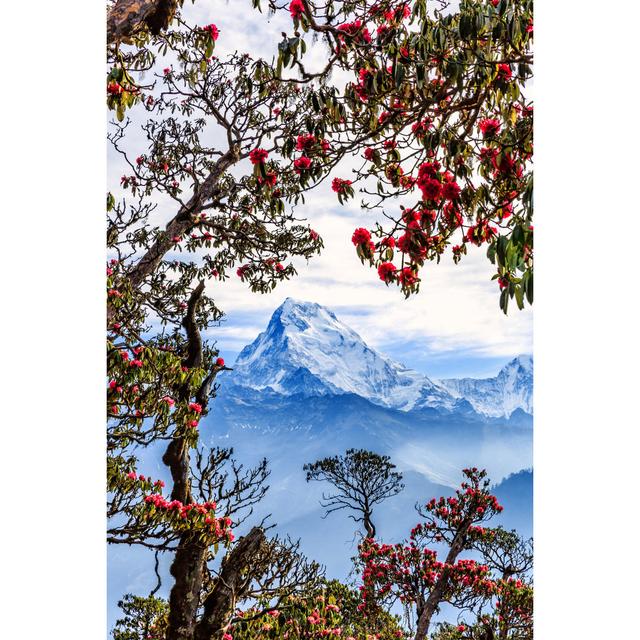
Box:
229, 298, 456, 412
228, 299, 532, 418
438, 354, 533, 417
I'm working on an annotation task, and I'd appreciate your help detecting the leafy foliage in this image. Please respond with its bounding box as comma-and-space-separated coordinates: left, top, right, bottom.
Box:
259, 0, 534, 312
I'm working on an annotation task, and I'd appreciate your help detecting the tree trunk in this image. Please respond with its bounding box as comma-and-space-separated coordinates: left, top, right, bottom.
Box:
413, 520, 472, 640
166, 536, 208, 640
363, 510, 376, 539
164, 434, 203, 640
107, 0, 180, 44
107, 147, 240, 324
194, 527, 266, 640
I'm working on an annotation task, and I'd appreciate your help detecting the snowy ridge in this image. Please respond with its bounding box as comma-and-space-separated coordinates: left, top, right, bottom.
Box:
438, 354, 533, 418
228, 299, 532, 418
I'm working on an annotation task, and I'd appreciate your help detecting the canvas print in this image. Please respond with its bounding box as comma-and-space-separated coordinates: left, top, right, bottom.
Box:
107, 1, 533, 639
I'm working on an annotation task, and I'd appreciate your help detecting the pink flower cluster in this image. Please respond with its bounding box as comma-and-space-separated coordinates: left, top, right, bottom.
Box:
143, 493, 234, 540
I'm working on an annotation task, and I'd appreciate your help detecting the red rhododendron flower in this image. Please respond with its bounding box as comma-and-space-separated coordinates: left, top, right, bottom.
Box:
442, 181, 461, 201
417, 161, 440, 180
364, 147, 375, 161
338, 20, 371, 43
189, 402, 203, 414
107, 81, 123, 95
497, 63, 512, 81
381, 236, 395, 248
296, 134, 316, 152
422, 209, 437, 224
332, 177, 352, 194
216, 357, 225, 367
497, 203, 513, 220
260, 172, 277, 187
378, 111, 391, 126
202, 24, 219, 40
411, 119, 432, 138
495, 152, 519, 175
397, 233, 411, 254
249, 148, 268, 165
466, 221, 497, 246
385, 3, 411, 22
294, 156, 312, 173
289, 0, 305, 19
478, 118, 501, 138
352, 228, 372, 246
419, 178, 442, 201
480, 146, 499, 165
378, 262, 396, 282
398, 267, 419, 286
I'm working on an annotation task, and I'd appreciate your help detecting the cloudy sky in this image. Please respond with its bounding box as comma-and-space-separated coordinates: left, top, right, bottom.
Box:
108, 0, 532, 379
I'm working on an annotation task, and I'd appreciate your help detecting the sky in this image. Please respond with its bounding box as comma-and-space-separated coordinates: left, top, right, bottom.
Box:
108, 0, 532, 380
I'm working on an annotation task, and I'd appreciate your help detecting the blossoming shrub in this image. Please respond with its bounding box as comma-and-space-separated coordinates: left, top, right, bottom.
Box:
357, 468, 532, 639
228, 580, 406, 640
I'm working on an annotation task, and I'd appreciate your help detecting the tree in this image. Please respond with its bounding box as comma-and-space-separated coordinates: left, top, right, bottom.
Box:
256, 0, 534, 313
108, 0, 534, 314
225, 579, 406, 640
106, 8, 356, 639
113, 594, 169, 640
357, 468, 532, 640
304, 449, 404, 538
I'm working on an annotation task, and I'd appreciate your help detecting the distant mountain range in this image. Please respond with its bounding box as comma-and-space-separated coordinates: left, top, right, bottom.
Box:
226, 298, 532, 419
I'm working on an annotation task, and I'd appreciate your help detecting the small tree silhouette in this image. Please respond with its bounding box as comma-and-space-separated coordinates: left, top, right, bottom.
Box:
303, 449, 404, 538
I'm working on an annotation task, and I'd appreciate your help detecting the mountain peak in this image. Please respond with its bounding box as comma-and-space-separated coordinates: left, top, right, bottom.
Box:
270, 298, 341, 334
509, 353, 533, 372
230, 299, 452, 412
228, 299, 532, 419
439, 355, 533, 418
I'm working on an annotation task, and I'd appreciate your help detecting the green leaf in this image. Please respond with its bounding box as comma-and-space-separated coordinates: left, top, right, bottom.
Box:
525, 271, 533, 304
515, 285, 524, 310
499, 287, 509, 314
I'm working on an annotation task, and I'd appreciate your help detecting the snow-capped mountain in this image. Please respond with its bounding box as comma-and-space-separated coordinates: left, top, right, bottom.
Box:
438, 354, 533, 418
227, 299, 532, 418
229, 298, 456, 412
